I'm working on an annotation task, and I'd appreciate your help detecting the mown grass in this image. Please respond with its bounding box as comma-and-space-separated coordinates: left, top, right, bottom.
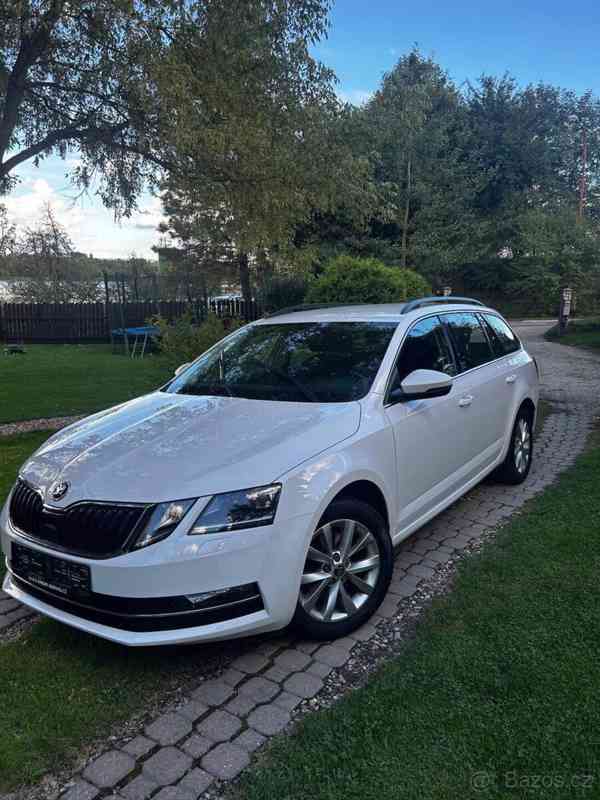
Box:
239, 437, 600, 800
0, 431, 52, 578
545, 318, 600, 351
0, 344, 171, 423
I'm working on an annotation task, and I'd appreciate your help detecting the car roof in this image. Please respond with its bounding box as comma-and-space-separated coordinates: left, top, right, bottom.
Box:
254, 301, 493, 325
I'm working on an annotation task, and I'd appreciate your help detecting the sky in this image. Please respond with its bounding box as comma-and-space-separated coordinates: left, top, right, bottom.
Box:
5, 0, 600, 261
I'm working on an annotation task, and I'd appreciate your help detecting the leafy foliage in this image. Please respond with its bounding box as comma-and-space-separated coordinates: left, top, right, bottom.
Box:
306, 255, 430, 305
153, 313, 240, 367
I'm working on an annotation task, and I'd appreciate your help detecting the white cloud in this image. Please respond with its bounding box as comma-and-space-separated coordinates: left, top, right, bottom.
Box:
3, 172, 161, 260
336, 88, 373, 106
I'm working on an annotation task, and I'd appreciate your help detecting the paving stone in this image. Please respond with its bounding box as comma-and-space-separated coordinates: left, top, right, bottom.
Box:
284, 672, 323, 699
247, 704, 291, 736
221, 667, 246, 687
143, 746, 193, 785
201, 742, 250, 780
348, 621, 378, 642
314, 644, 349, 668
254, 640, 281, 657
273, 649, 311, 671
332, 636, 357, 653
295, 640, 320, 655
225, 693, 257, 717
145, 712, 192, 745
177, 767, 214, 796
197, 709, 242, 742
176, 699, 209, 723
307, 660, 334, 679
192, 679, 234, 706
122, 736, 155, 759
83, 751, 135, 789
263, 665, 292, 683
389, 577, 420, 598
181, 733, 214, 759
60, 779, 99, 800
238, 675, 280, 703
233, 729, 267, 753
230, 652, 269, 674
273, 690, 303, 711
152, 788, 193, 800
408, 564, 435, 580
121, 773, 158, 800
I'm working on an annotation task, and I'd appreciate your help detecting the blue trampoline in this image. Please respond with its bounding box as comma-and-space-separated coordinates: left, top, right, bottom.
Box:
111, 325, 159, 358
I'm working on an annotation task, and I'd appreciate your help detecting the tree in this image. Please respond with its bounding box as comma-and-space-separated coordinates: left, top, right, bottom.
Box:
0, 0, 334, 216
157, 2, 366, 317
11, 204, 101, 301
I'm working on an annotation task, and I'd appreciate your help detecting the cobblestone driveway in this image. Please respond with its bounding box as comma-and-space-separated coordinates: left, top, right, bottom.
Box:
2, 321, 599, 800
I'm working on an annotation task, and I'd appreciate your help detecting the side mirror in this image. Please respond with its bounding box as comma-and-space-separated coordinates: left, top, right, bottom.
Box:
174, 362, 191, 378
389, 369, 453, 403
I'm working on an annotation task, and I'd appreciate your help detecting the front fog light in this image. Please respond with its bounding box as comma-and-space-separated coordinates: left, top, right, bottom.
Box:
189, 484, 281, 535
132, 498, 196, 549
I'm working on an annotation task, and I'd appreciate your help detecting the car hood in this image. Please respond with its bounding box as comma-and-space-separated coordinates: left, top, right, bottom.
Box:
19, 392, 361, 505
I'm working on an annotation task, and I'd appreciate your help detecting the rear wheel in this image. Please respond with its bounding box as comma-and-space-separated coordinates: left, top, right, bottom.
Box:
292, 499, 393, 640
496, 407, 533, 485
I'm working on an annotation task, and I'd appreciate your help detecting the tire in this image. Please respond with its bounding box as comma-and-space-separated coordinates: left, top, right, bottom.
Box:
292, 498, 393, 640
495, 407, 534, 485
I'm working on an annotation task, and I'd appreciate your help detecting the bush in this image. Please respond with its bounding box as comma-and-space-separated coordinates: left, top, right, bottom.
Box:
305, 255, 430, 305
260, 274, 308, 312
154, 313, 240, 367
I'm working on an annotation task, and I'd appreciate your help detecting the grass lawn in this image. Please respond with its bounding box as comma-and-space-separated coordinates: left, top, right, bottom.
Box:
0, 431, 53, 578
240, 437, 600, 800
0, 344, 171, 423
546, 318, 600, 351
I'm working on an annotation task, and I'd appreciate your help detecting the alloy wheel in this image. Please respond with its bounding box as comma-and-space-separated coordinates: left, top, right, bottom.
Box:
514, 418, 531, 474
299, 518, 381, 623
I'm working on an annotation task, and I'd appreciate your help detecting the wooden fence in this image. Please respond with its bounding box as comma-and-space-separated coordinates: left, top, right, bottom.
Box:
0, 299, 261, 343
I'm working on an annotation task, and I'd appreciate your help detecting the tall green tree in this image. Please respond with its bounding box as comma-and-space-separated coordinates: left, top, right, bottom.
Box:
0, 0, 335, 218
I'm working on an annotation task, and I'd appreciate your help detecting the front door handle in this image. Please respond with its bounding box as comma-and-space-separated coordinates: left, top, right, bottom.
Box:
458, 395, 473, 408
506, 374, 517, 384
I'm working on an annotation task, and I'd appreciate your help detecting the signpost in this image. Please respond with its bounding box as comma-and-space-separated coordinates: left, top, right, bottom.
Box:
558, 287, 572, 336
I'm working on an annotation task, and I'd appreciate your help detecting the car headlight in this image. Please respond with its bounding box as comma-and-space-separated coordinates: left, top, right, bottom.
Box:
131, 499, 196, 549
189, 484, 282, 535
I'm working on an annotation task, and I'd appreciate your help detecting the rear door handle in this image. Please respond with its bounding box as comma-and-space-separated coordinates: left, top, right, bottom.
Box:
506, 374, 517, 384
458, 395, 473, 408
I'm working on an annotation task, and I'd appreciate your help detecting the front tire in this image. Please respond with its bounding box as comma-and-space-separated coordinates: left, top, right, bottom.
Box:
292, 499, 393, 640
496, 407, 533, 485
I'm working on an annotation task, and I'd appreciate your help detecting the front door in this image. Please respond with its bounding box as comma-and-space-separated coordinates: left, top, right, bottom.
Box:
384, 315, 474, 534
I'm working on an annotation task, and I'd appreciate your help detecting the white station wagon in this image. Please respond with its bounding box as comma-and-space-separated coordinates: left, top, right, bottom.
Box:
1, 297, 539, 645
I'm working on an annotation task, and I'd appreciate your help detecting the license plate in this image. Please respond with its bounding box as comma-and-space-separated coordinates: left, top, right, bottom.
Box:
11, 542, 91, 597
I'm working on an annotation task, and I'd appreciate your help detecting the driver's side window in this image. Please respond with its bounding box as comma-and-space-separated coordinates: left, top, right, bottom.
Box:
390, 316, 456, 391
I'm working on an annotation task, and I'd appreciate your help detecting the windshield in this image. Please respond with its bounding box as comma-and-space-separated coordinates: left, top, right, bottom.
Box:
165, 321, 398, 403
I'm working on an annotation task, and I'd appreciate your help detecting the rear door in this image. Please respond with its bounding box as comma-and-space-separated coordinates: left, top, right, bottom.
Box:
442, 311, 506, 468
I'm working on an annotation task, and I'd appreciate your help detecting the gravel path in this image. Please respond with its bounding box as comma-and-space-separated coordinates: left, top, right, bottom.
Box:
0, 415, 84, 438
2, 321, 600, 800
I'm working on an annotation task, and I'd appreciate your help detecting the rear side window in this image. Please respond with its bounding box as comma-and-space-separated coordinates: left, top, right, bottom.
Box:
393, 316, 456, 386
444, 312, 494, 373
482, 313, 521, 357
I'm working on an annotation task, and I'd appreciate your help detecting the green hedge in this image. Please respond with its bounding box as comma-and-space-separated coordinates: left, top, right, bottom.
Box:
306, 255, 430, 305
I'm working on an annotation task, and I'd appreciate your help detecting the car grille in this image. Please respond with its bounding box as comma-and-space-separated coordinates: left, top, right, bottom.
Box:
9, 479, 149, 558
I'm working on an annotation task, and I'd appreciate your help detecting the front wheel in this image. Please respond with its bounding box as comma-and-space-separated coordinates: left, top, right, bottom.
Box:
496, 408, 533, 485
292, 499, 393, 640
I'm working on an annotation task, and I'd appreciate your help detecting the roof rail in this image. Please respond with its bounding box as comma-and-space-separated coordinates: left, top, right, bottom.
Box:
264, 303, 365, 318
401, 296, 485, 314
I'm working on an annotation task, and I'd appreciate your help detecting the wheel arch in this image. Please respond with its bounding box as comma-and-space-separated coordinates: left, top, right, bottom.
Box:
326, 479, 390, 534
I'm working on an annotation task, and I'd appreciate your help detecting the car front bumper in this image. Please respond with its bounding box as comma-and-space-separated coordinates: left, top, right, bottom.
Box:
0, 508, 312, 646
